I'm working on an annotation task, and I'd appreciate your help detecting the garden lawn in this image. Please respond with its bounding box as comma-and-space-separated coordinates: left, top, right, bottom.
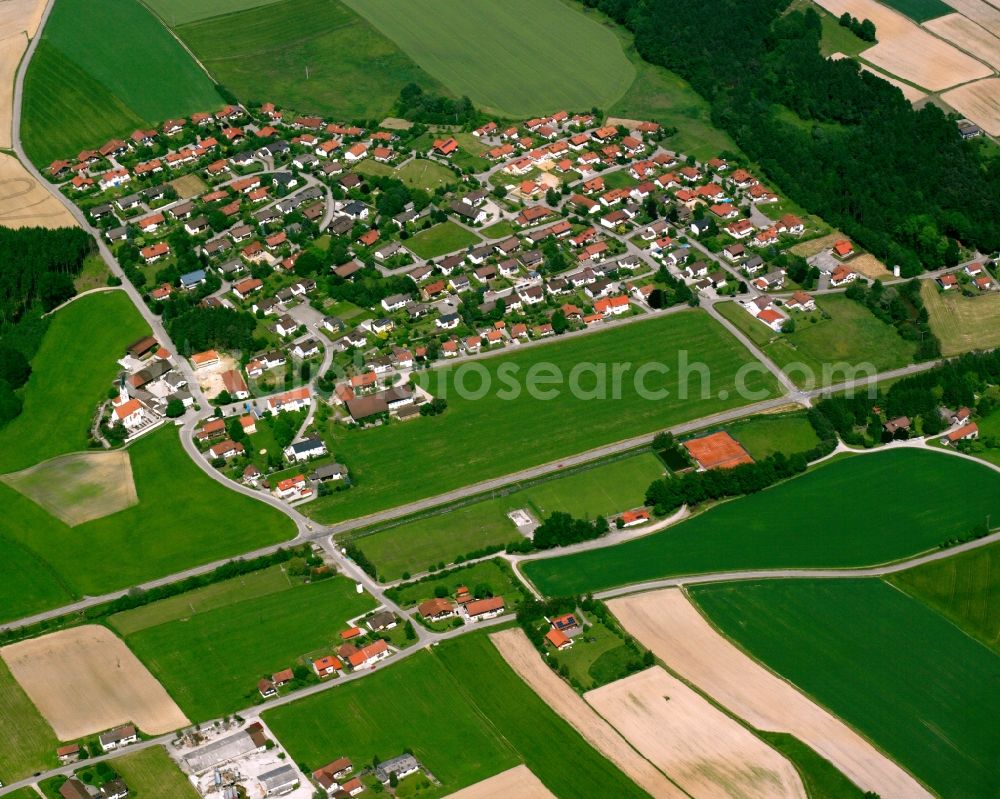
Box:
524, 448, 1000, 595
920, 280, 1000, 356
355, 453, 663, 580
263, 647, 521, 795
108, 564, 296, 636
386, 559, 525, 608
342, 0, 634, 117
124, 576, 376, 720
549, 618, 625, 690
0, 657, 59, 783
715, 295, 918, 388
0, 291, 149, 473
3, 790, 44, 799
177, 0, 450, 122
23, 0, 220, 166
0, 428, 295, 616
691, 578, 1000, 798
308, 310, 778, 523
726, 411, 821, 459
111, 746, 200, 799
405, 221, 481, 259
889, 540, 1000, 654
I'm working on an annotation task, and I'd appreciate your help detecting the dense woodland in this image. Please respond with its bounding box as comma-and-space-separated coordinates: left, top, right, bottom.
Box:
0, 226, 93, 325
578, 0, 1000, 274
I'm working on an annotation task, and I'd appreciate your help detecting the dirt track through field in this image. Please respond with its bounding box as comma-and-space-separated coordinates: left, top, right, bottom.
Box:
942, 77, 1000, 134
817, 0, 992, 90
1, 625, 190, 740
609, 590, 933, 799
925, 12, 1000, 69
489, 628, 687, 799
2, 450, 139, 526
586, 667, 805, 799
442, 766, 556, 799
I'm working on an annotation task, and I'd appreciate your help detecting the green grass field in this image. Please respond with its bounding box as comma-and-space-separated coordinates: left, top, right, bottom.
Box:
142, 0, 283, 25
716, 295, 918, 388
22, 43, 148, 167
177, 0, 450, 122
112, 746, 200, 799
23, 0, 220, 165
405, 221, 481, 259
0, 657, 59, 784
524, 448, 1000, 595
264, 632, 647, 797
2, 789, 44, 799
691, 578, 1000, 798
342, 0, 634, 117
0, 292, 149, 474
889, 540, 1000, 654
355, 158, 458, 191
726, 411, 821, 460
0, 428, 295, 623
308, 310, 779, 523
877, 0, 952, 21
125, 576, 376, 720
108, 564, 296, 635
356, 453, 664, 580
757, 732, 870, 798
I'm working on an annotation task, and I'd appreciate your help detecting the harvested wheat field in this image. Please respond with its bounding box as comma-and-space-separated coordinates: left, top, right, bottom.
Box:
921, 280, 1000, 354
442, 766, 556, 799
169, 173, 207, 199
942, 0, 1000, 37
489, 628, 686, 799
609, 589, 932, 799
0, 0, 46, 148
925, 13, 1000, 69
943, 78, 1000, 135
2, 450, 139, 526
0, 153, 75, 228
587, 667, 805, 799
0, 625, 190, 740
817, 0, 991, 90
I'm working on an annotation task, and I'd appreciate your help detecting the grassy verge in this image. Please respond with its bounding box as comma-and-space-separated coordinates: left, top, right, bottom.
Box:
726, 411, 821, 460
757, 732, 868, 798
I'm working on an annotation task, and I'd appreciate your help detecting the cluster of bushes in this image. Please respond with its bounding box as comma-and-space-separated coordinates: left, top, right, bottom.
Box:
838, 11, 877, 41
0, 345, 30, 426
395, 82, 478, 125
527, 511, 610, 550
164, 303, 259, 354
645, 450, 810, 515
845, 278, 940, 360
